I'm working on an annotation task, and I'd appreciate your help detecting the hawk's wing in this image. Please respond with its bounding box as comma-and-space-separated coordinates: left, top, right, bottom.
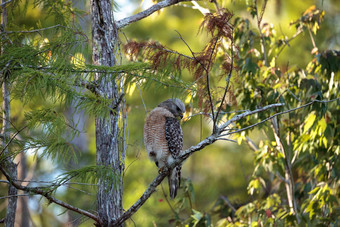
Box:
165, 117, 183, 199
165, 117, 183, 158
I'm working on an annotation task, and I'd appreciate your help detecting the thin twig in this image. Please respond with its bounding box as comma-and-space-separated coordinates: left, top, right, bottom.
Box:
0, 126, 27, 157
215, 30, 234, 124
275, 29, 303, 61
175, 30, 209, 73
4, 24, 62, 34
245, 136, 258, 151
206, 37, 219, 132
307, 27, 316, 48
216, 138, 237, 143
275, 171, 289, 183
220, 195, 237, 213
222, 98, 340, 140
0, 194, 30, 200
136, 82, 148, 114
176, 29, 218, 131
218, 103, 285, 132
0, 166, 100, 224
254, 0, 269, 66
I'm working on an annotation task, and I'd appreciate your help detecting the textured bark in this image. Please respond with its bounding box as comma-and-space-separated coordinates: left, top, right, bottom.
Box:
16, 153, 30, 227
91, 0, 122, 226
1, 1, 18, 225
2, 74, 18, 227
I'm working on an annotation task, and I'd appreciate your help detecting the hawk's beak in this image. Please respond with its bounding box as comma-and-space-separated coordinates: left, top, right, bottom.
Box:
179, 114, 183, 119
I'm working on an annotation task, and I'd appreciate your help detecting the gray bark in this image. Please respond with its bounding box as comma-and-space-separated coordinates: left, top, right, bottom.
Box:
1, 1, 18, 225
2, 75, 18, 227
16, 153, 30, 227
91, 0, 122, 226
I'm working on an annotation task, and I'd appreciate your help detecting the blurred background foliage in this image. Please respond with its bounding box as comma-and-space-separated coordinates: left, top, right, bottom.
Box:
0, 0, 339, 226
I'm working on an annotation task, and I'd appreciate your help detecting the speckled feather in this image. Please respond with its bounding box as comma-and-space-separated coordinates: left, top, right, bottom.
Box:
144, 99, 185, 199
165, 117, 183, 157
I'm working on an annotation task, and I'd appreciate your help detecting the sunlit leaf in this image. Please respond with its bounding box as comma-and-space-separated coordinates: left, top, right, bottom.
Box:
303, 112, 316, 134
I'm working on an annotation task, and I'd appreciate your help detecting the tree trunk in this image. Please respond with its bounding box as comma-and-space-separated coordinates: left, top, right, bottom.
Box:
16, 153, 30, 227
2, 75, 18, 227
90, 0, 122, 226
2, 1, 18, 226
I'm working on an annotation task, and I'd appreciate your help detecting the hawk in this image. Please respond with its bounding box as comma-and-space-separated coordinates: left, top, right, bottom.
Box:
144, 98, 185, 199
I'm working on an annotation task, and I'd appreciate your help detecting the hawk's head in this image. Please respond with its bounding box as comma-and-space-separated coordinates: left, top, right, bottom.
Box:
158, 98, 185, 119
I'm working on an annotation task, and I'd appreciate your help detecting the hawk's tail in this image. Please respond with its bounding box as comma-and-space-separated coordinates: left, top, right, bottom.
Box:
168, 165, 181, 199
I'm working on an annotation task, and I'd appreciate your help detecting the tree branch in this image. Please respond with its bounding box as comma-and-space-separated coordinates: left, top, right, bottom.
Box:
254, 0, 269, 66
4, 24, 62, 34
117, 0, 191, 29
221, 98, 340, 137
111, 102, 284, 226
220, 195, 237, 213
0, 166, 100, 224
215, 30, 234, 126
206, 37, 219, 132
0, 126, 27, 157
218, 103, 285, 132
0, 0, 11, 7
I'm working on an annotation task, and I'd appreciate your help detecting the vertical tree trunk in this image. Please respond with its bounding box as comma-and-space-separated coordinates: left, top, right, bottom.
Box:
90, 0, 122, 226
1, 1, 18, 226
16, 153, 30, 227
1, 79, 18, 227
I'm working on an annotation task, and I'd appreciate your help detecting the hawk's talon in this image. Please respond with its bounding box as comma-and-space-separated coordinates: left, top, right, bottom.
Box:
158, 166, 169, 174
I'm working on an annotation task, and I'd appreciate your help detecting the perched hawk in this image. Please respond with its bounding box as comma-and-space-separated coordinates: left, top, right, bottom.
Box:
144, 98, 185, 199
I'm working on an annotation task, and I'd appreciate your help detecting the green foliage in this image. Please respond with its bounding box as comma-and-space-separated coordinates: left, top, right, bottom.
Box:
225, 3, 340, 226
56, 165, 120, 190
134, 1, 339, 226
1, 0, 340, 226
27, 134, 77, 163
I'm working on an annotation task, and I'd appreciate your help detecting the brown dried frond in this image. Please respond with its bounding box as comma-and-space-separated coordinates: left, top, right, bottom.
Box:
150, 49, 169, 69
190, 54, 208, 69
124, 40, 147, 60
199, 10, 234, 39
191, 60, 206, 80
143, 41, 165, 57
124, 40, 191, 71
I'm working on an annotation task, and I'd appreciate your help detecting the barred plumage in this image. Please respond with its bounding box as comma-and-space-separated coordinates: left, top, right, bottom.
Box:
144, 99, 185, 199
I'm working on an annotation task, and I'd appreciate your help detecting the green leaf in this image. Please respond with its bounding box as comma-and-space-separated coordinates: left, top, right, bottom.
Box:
303, 112, 316, 134
317, 117, 327, 135
191, 209, 203, 226
305, 201, 317, 219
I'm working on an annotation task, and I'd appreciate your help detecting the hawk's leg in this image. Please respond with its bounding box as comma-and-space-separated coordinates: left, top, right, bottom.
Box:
158, 166, 170, 175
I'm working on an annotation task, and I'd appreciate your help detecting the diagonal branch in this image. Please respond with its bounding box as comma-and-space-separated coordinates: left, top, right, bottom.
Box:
4, 24, 62, 34
215, 30, 234, 126
0, 126, 27, 157
111, 102, 284, 226
117, 0, 192, 29
0, 165, 100, 224
111, 97, 340, 226
254, 0, 269, 66
0, 0, 11, 7
111, 95, 340, 226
